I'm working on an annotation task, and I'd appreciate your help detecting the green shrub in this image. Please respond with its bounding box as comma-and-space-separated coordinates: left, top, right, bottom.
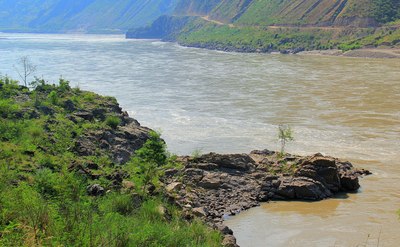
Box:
58, 79, 71, 93
34, 168, 59, 198
0, 183, 55, 245
278, 124, 294, 155
100, 192, 139, 216
0, 120, 24, 141
128, 131, 168, 194
105, 115, 121, 129
47, 90, 58, 105
0, 99, 20, 118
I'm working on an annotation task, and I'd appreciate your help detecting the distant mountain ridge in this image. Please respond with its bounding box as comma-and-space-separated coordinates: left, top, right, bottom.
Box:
0, 0, 178, 33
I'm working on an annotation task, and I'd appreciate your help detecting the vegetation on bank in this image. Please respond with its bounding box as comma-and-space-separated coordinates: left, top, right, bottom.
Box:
371, 0, 400, 23
175, 19, 400, 52
0, 76, 222, 246
127, 0, 400, 53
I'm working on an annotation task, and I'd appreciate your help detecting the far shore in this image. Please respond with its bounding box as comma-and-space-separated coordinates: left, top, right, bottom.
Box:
298, 47, 400, 59
2, 31, 400, 59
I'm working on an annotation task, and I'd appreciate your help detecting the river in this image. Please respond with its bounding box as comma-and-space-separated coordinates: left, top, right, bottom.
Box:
1, 33, 399, 246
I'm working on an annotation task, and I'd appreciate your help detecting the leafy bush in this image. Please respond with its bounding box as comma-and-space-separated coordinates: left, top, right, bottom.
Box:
278, 124, 294, 155
47, 90, 58, 105
372, 0, 400, 23
105, 115, 121, 129
129, 131, 168, 194
0, 99, 20, 118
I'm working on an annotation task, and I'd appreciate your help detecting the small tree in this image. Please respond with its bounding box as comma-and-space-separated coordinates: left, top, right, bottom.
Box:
278, 124, 294, 155
14, 56, 37, 87
130, 131, 167, 195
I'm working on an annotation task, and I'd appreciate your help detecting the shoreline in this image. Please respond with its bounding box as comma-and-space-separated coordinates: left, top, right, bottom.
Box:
177, 41, 400, 59
298, 48, 400, 59
2, 31, 400, 59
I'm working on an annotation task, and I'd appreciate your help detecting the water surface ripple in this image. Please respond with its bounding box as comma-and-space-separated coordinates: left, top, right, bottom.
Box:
1, 33, 399, 246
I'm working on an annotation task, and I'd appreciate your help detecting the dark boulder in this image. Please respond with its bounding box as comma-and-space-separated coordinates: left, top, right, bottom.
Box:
87, 184, 105, 196
196, 153, 256, 171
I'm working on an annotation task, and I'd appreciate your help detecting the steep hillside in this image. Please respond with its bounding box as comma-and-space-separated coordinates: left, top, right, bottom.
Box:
173, 0, 388, 27
0, 76, 223, 246
174, 0, 221, 16
0, 0, 178, 33
127, 0, 400, 52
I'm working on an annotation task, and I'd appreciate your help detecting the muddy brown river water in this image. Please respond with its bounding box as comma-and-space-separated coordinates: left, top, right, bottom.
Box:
1, 33, 399, 246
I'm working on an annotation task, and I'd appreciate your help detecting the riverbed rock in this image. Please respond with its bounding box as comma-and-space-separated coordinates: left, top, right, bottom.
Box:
222, 235, 239, 247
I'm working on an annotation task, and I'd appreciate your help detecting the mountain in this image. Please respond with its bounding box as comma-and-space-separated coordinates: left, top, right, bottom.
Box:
127, 0, 400, 52
173, 0, 380, 27
0, 0, 179, 33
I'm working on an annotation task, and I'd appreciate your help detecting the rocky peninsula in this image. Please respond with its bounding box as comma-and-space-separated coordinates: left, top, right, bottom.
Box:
162, 151, 370, 246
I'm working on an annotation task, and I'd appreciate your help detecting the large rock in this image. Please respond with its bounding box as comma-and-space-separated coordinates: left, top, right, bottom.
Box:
295, 155, 341, 192
275, 177, 332, 200
163, 151, 369, 229
222, 235, 239, 247
196, 153, 256, 171
86, 184, 105, 196
198, 173, 223, 189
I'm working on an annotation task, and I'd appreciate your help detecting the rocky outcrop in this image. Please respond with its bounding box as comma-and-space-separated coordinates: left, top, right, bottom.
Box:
72, 99, 151, 164
163, 150, 370, 244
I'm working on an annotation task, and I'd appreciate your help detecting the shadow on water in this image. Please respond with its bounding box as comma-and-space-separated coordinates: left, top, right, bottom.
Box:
262, 193, 351, 218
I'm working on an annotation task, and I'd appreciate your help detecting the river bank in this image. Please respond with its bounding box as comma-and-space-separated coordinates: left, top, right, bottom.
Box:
298, 48, 400, 59
2, 33, 400, 246
180, 41, 400, 58
0, 76, 370, 247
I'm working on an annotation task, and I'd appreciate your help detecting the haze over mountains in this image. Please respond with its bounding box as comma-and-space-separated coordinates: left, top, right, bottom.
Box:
0, 0, 178, 33
1, 0, 399, 52
1, 0, 399, 33
126, 0, 400, 53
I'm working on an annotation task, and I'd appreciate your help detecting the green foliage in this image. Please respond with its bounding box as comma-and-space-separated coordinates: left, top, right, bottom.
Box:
135, 131, 167, 167
278, 124, 294, 155
105, 115, 121, 129
58, 78, 71, 93
0, 98, 20, 118
0, 183, 55, 246
338, 42, 362, 51
191, 148, 203, 160
0, 76, 24, 98
371, 0, 400, 23
47, 90, 58, 105
128, 131, 168, 194
0, 77, 221, 246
